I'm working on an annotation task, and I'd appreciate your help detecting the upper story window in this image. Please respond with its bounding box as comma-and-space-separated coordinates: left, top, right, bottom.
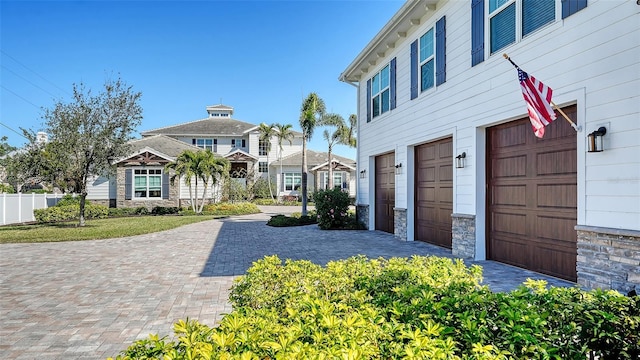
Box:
258, 161, 268, 173
489, 0, 555, 54
134, 169, 162, 199
419, 28, 435, 92
192, 138, 216, 152
231, 138, 246, 148
371, 64, 390, 118
259, 140, 268, 156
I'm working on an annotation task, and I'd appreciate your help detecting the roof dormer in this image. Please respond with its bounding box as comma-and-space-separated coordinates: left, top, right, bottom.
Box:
206, 104, 234, 118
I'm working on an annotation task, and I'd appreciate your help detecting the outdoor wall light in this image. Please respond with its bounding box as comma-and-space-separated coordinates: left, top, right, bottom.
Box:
456, 152, 466, 169
587, 127, 607, 153
359, 169, 367, 179
395, 162, 403, 175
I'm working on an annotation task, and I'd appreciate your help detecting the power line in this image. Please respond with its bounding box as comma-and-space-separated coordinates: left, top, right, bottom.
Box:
0, 85, 42, 110
0, 122, 30, 141
1, 65, 60, 98
1, 50, 71, 96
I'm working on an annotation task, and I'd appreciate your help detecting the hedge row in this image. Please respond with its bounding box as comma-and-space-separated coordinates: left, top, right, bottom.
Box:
33, 204, 109, 223
112, 255, 639, 359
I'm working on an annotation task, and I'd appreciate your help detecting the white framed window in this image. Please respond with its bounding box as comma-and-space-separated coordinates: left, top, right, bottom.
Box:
258, 162, 268, 173
419, 28, 435, 92
489, 0, 556, 54
259, 140, 268, 156
193, 138, 216, 152
231, 138, 246, 148
134, 169, 162, 198
321, 171, 345, 190
371, 64, 390, 118
284, 173, 301, 191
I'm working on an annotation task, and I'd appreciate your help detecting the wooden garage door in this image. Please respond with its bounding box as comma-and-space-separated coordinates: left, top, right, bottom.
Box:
375, 152, 395, 233
415, 138, 453, 248
487, 105, 577, 281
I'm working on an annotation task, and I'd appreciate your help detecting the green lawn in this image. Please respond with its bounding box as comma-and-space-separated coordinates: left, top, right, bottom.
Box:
0, 215, 220, 244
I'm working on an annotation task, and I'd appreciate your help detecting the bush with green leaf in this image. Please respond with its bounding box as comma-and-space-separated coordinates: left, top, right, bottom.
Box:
151, 206, 180, 215
201, 202, 260, 216
313, 188, 350, 230
266, 214, 317, 227
112, 256, 639, 360
34, 203, 108, 223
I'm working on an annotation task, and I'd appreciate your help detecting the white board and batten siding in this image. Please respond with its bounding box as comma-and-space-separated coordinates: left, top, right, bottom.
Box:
179, 176, 223, 203
356, 0, 639, 232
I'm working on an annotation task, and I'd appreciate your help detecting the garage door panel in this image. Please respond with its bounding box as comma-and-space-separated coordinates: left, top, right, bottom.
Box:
537, 184, 577, 208
415, 138, 453, 248
493, 156, 527, 178
492, 185, 527, 206
488, 106, 577, 282
537, 150, 577, 175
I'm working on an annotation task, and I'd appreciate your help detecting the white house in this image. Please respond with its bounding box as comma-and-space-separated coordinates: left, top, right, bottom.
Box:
87, 104, 357, 207
340, 0, 639, 292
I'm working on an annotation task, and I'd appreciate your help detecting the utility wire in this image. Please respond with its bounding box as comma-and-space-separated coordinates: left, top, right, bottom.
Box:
1, 50, 71, 96
0, 122, 30, 140
1, 85, 41, 110
1, 65, 60, 98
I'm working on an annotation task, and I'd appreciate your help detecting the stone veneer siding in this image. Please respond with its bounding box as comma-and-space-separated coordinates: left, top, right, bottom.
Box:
576, 225, 640, 294
452, 213, 476, 259
394, 208, 407, 241
356, 204, 369, 229
116, 167, 180, 210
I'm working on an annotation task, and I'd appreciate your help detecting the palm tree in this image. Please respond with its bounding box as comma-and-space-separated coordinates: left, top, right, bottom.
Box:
195, 151, 230, 213
165, 150, 229, 213
344, 114, 357, 148
321, 113, 347, 190
299, 93, 326, 216
274, 123, 294, 202
258, 123, 277, 200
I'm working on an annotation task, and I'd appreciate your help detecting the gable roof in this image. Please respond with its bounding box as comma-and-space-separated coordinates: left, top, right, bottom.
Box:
126, 135, 201, 159
271, 149, 356, 168
141, 118, 258, 137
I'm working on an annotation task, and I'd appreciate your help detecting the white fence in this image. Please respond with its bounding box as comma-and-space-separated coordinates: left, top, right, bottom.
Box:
0, 193, 65, 226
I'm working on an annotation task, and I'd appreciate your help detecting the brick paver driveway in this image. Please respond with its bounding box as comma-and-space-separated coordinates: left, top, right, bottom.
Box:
0, 208, 573, 359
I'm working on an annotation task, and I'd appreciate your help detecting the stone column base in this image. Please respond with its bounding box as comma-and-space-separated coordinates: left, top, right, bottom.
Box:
452, 213, 476, 259
576, 225, 640, 294
394, 208, 407, 241
356, 204, 369, 229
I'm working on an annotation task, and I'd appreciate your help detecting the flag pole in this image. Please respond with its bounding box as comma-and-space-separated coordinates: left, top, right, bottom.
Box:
503, 54, 580, 132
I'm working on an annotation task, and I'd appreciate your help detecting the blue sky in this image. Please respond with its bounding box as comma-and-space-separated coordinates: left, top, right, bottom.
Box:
1, 0, 404, 159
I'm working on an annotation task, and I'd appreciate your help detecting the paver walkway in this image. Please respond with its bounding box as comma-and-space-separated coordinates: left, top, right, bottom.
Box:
0, 208, 573, 359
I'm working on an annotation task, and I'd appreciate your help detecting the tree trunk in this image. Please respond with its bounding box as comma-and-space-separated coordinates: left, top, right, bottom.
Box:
301, 135, 308, 216
266, 152, 274, 200
327, 148, 333, 190
78, 193, 86, 227
199, 180, 208, 213
193, 178, 199, 212
279, 148, 284, 203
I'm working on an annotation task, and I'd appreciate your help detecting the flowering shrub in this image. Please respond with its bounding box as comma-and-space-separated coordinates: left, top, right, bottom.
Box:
313, 188, 350, 230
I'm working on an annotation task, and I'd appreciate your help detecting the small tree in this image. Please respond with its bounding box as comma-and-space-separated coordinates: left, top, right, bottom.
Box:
28, 78, 142, 226
274, 123, 294, 202
258, 123, 277, 200
299, 93, 326, 216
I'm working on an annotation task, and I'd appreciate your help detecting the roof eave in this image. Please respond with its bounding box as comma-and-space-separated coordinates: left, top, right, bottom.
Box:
339, 0, 439, 83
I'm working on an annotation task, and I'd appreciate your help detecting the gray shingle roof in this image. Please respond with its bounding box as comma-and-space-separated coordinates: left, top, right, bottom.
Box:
141, 118, 257, 136
127, 135, 201, 158
271, 150, 355, 168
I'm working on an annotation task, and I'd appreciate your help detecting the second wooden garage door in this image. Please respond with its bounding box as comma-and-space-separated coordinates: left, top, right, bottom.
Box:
487, 106, 577, 281
415, 138, 453, 248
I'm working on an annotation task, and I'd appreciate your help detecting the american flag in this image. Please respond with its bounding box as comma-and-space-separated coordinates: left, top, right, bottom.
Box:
518, 69, 557, 138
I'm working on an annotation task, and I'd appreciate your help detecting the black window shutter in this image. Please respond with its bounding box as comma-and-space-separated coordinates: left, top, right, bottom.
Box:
366, 79, 372, 122
162, 172, 170, 199
562, 0, 587, 19
471, 0, 485, 66
390, 57, 397, 110
436, 16, 446, 86
242, 139, 246, 148
192, 138, 196, 145
231, 139, 235, 146
410, 40, 418, 100
125, 169, 132, 200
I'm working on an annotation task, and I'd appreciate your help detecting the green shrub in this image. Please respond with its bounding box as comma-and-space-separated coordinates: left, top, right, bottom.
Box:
151, 206, 180, 215
113, 256, 640, 360
0, 183, 15, 193
313, 188, 350, 230
34, 203, 109, 223
201, 202, 260, 216
251, 177, 277, 199
253, 198, 277, 205
55, 194, 81, 207
266, 214, 317, 227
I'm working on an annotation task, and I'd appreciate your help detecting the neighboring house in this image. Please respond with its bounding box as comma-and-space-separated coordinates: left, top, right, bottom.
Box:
340, 0, 639, 293
87, 104, 357, 206
271, 149, 356, 199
